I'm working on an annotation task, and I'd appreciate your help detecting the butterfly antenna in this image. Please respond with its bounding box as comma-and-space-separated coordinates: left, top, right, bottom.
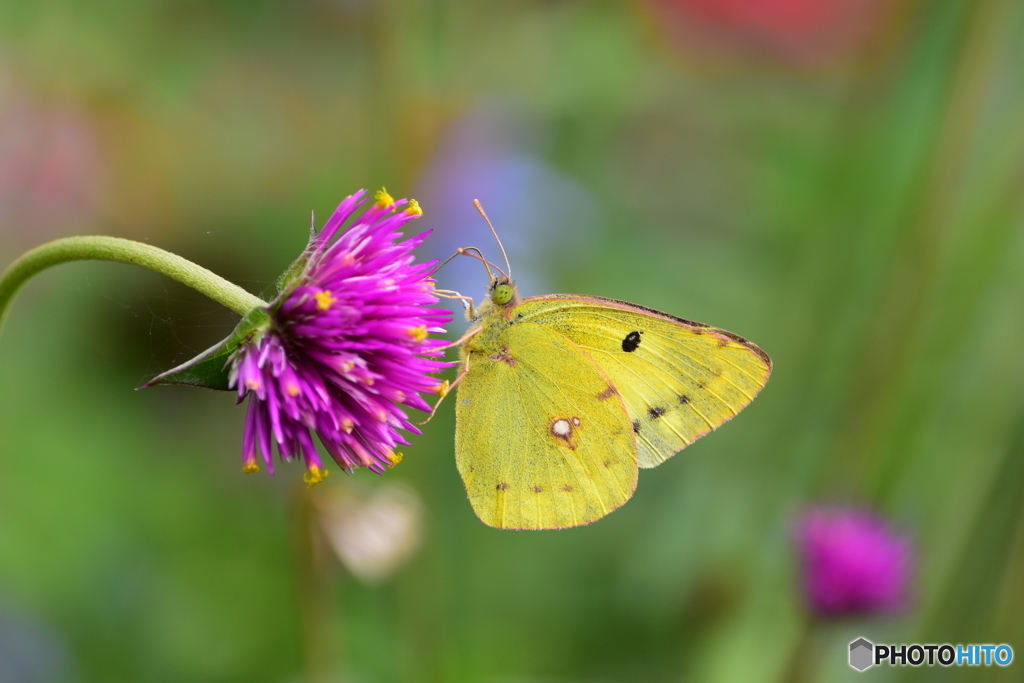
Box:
474, 200, 511, 282
460, 247, 495, 280
430, 250, 469, 277
460, 246, 511, 281
430, 247, 504, 282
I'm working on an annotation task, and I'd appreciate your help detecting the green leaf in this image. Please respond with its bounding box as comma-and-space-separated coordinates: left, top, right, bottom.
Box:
140, 306, 271, 391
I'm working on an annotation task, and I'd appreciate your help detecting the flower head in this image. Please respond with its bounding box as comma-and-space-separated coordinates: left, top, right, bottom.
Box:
794, 506, 913, 617
229, 189, 451, 484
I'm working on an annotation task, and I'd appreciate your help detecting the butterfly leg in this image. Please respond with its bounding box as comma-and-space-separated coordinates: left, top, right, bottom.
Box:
432, 325, 481, 352
435, 289, 477, 319
417, 354, 472, 426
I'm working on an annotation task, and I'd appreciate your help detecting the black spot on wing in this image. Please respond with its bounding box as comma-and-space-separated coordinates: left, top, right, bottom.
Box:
622, 331, 642, 353
539, 295, 772, 368
648, 406, 666, 419
679, 395, 690, 405
632, 420, 641, 434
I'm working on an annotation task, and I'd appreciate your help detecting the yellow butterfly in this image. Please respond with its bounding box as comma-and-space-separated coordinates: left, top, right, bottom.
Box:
440, 207, 771, 530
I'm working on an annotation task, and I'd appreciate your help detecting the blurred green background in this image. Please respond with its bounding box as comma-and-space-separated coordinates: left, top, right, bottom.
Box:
2, 0, 1024, 681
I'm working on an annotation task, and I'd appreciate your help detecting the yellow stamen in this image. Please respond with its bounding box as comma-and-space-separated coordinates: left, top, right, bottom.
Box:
341, 418, 354, 433
242, 462, 260, 474
303, 465, 329, 487
314, 290, 337, 311
394, 390, 406, 403
436, 380, 451, 397
362, 376, 375, 386
286, 384, 300, 397
375, 187, 395, 208
387, 451, 404, 468
405, 199, 423, 216
245, 379, 261, 390
408, 325, 428, 342
339, 360, 355, 372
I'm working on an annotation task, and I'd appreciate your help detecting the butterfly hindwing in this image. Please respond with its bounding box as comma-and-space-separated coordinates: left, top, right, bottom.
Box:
512, 295, 771, 468
455, 322, 638, 529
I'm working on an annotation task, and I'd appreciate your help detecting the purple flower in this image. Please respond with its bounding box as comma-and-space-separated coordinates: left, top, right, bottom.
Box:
229, 189, 451, 485
794, 507, 913, 617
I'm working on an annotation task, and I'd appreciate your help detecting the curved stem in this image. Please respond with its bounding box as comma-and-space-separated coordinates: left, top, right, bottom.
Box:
0, 236, 268, 334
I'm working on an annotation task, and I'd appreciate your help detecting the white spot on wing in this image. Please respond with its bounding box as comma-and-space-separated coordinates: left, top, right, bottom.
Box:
552, 419, 572, 437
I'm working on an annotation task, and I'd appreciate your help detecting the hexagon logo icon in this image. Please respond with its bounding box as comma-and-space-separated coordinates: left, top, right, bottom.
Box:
849, 638, 874, 671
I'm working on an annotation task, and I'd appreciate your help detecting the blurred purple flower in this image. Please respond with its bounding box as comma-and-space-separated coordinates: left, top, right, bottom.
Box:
229, 189, 451, 485
795, 507, 912, 617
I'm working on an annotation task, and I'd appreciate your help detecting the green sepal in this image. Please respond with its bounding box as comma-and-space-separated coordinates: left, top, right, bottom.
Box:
276, 226, 318, 294
140, 306, 271, 391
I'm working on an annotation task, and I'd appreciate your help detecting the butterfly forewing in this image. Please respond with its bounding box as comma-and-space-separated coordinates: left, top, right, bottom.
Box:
455, 322, 637, 529
512, 296, 771, 468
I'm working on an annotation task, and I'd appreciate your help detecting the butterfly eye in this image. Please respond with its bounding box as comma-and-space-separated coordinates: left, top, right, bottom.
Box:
492, 284, 514, 305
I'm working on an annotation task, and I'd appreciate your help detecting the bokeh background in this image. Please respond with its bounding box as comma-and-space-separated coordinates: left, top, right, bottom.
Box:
2, 0, 1024, 681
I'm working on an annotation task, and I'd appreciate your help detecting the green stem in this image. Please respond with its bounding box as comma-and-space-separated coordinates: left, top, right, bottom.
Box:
0, 236, 268, 334
777, 613, 820, 683
293, 485, 343, 683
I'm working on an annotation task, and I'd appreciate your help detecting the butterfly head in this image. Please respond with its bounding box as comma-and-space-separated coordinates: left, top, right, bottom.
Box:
489, 277, 518, 308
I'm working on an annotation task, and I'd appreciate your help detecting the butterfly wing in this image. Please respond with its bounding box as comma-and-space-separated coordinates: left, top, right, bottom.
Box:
511, 295, 771, 468
455, 321, 637, 529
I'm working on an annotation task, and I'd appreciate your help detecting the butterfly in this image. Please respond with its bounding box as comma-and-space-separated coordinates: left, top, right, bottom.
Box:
438, 207, 771, 530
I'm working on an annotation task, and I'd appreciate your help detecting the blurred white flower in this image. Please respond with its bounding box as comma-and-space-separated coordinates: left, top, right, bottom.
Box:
311, 483, 424, 583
